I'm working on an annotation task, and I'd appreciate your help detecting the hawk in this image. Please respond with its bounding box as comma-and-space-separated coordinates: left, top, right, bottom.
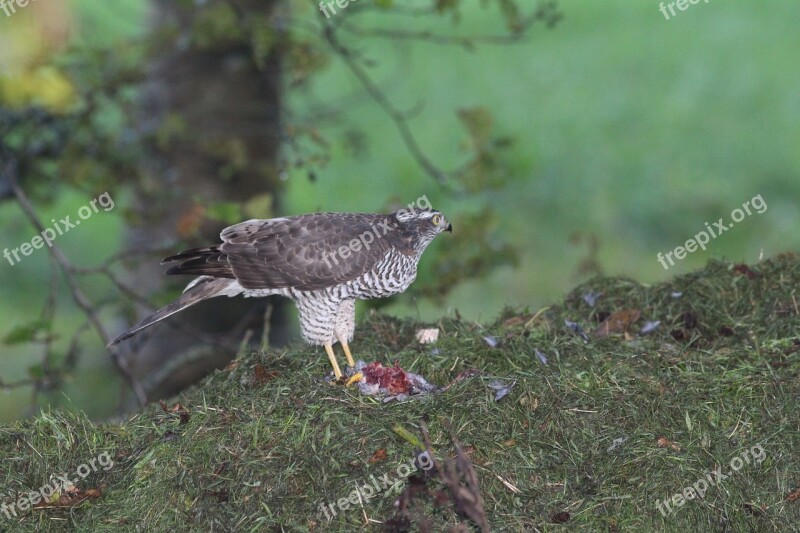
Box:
109, 208, 452, 381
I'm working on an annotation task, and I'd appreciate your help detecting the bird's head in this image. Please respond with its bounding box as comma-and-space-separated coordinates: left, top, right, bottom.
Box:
392, 208, 452, 252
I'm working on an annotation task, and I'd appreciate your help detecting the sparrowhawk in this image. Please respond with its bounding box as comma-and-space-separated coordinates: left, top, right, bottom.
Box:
108, 208, 452, 381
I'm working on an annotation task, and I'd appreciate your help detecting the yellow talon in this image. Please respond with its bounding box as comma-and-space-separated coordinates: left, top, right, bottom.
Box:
345, 372, 364, 386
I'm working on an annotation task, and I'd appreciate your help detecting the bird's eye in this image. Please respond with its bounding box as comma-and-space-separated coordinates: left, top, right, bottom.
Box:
431, 214, 441, 225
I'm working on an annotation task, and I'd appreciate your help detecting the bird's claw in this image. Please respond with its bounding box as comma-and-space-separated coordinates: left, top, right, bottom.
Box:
327, 370, 363, 386
345, 372, 363, 387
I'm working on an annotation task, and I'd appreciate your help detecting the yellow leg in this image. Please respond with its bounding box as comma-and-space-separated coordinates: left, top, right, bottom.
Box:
340, 339, 356, 367
324, 344, 342, 380
337, 338, 362, 385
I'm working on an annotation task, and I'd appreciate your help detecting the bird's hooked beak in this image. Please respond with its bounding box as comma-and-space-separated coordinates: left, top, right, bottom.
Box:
445, 223, 453, 233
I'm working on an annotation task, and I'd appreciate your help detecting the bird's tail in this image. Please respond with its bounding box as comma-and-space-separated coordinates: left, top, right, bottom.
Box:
107, 276, 240, 347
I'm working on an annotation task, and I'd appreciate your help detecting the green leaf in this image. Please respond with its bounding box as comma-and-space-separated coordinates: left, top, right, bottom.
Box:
243, 193, 273, 220
457, 106, 493, 149
205, 201, 243, 225
4, 319, 51, 345
27, 363, 45, 380
498, 0, 522, 32
435, 0, 459, 16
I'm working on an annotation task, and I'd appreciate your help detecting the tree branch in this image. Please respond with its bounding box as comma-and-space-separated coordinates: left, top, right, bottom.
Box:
2, 160, 148, 406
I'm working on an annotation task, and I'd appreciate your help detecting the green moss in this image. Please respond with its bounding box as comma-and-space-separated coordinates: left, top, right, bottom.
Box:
2, 256, 799, 531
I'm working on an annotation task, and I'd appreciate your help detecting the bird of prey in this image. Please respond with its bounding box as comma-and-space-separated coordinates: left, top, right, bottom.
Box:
109, 208, 452, 381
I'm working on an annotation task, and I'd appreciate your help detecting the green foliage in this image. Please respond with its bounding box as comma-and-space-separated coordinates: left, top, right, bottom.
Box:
435, 0, 462, 21
205, 201, 244, 226
2, 319, 51, 346
286, 40, 331, 87
497, 0, 522, 32
242, 193, 274, 220
415, 207, 520, 301
250, 17, 280, 70
1, 44, 146, 202
190, 4, 242, 48
456, 106, 516, 192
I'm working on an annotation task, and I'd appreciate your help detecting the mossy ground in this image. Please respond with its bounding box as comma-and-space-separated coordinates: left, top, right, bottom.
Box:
1, 257, 799, 532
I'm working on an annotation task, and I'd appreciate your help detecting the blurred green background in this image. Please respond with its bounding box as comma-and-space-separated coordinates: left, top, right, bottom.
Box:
1, 0, 798, 421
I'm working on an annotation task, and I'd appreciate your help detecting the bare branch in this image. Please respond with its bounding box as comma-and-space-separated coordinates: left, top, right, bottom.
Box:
338, 10, 546, 50
321, 26, 451, 187
2, 160, 148, 406
310, 1, 559, 191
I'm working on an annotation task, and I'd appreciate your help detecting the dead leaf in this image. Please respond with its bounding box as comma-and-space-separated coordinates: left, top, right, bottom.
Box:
591, 309, 642, 339
159, 400, 190, 424
733, 264, 758, 279
253, 364, 278, 385
502, 314, 533, 327
159, 401, 186, 413
176, 204, 205, 238
519, 393, 539, 410
34, 485, 102, 509
368, 448, 388, 464
657, 436, 682, 451
83, 489, 101, 499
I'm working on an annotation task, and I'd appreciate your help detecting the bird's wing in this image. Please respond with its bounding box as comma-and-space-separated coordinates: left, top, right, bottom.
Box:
219, 213, 398, 291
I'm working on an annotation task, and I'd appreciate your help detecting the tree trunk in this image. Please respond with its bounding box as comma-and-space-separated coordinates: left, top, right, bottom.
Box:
117, 0, 288, 403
